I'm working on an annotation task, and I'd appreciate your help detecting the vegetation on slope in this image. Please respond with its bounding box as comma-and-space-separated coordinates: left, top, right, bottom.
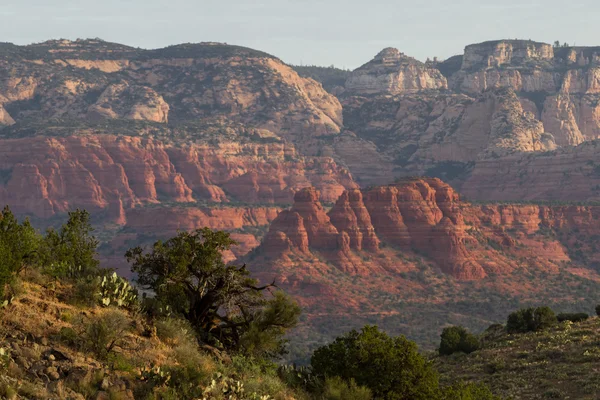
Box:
0, 206, 502, 399
435, 308, 600, 399
291, 65, 350, 92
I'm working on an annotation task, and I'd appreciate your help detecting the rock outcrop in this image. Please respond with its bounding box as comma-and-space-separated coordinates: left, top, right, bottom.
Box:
461, 140, 600, 202
336, 40, 600, 197
0, 105, 14, 125
260, 179, 483, 279
87, 83, 170, 123
0, 135, 356, 219
461, 40, 554, 70
345, 48, 447, 95
249, 178, 600, 352
255, 177, 600, 285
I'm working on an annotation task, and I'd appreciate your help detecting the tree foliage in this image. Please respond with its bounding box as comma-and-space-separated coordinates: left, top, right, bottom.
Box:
311, 325, 440, 400
439, 326, 480, 356
506, 307, 557, 334
0, 206, 40, 298
556, 313, 588, 323
41, 209, 99, 276
440, 382, 502, 400
126, 228, 300, 356
322, 377, 372, 400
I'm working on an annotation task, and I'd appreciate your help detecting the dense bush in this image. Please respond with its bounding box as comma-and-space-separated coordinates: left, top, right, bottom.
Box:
41, 209, 99, 277
506, 307, 557, 333
155, 317, 196, 346
0, 206, 40, 298
127, 228, 301, 357
322, 377, 372, 400
439, 326, 480, 356
440, 382, 501, 400
311, 325, 440, 400
0, 207, 103, 298
557, 313, 589, 323
78, 310, 131, 359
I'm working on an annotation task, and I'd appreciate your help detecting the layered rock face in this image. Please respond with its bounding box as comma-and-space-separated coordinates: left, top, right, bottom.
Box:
336, 40, 600, 199
251, 178, 600, 352
0, 39, 359, 266
451, 40, 557, 94
0, 39, 343, 154
345, 48, 448, 95
255, 178, 600, 285
462, 140, 600, 201
0, 135, 355, 220
460, 40, 554, 70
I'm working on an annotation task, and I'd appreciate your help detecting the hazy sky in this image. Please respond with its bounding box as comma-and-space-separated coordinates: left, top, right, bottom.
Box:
0, 0, 597, 69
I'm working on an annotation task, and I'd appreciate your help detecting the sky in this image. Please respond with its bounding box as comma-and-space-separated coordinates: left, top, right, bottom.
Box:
0, 0, 598, 69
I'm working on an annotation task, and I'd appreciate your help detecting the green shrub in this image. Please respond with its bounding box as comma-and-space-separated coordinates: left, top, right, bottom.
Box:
108, 353, 136, 373
311, 325, 439, 400
41, 209, 99, 277
155, 317, 196, 346
278, 364, 321, 393
439, 326, 480, 356
79, 310, 131, 359
557, 312, 589, 323
68, 277, 101, 307
506, 307, 557, 333
67, 271, 137, 310
440, 382, 501, 399
0, 206, 41, 298
58, 326, 78, 346
322, 377, 372, 400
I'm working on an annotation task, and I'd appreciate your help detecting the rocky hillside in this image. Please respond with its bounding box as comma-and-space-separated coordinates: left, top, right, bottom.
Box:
5, 37, 600, 361
435, 316, 600, 399
4, 38, 600, 261
0, 278, 313, 400
344, 48, 448, 94
334, 40, 600, 198
245, 178, 600, 360
0, 39, 361, 262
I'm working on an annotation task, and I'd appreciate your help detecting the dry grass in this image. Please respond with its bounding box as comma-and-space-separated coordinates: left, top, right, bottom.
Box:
434, 318, 600, 399
0, 278, 309, 399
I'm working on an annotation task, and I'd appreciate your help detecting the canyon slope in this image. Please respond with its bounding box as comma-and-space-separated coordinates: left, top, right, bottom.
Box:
0, 39, 359, 263
246, 178, 600, 359
335, 41, 600, 200
4, 38, 600, 356
3, 38, 600, 250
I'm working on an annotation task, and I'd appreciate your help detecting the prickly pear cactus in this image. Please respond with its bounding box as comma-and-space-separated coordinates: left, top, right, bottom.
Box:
0, 296, 13, 309
140, 365, 171, 386
0, 347, 10, 370
98, 272, 138, 309
202, 373, 271, 400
